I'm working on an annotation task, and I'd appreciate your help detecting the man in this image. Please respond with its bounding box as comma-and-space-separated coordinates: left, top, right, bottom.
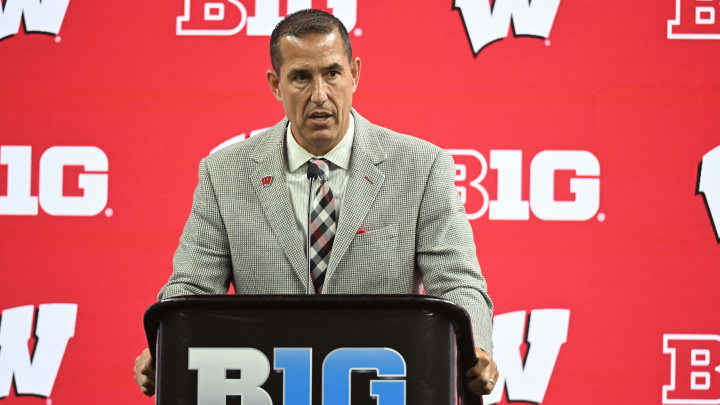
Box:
134, 9, 498, 398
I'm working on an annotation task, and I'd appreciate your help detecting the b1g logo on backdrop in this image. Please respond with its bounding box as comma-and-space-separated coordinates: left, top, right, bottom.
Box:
0, 146, 109, 216
0, 304, 77, 399
0, 0, 70, 42
668, 0, 720, 39
453, 0, 561, 54
663, 334, 720, 404
449, 149, 601, 221
177, 0, 357, 37
210, 135, 602, 222
189, 347, 405, 404
697, 145, 720, 243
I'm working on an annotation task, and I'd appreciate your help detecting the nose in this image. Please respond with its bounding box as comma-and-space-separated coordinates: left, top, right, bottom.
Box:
310, 78, 328, 106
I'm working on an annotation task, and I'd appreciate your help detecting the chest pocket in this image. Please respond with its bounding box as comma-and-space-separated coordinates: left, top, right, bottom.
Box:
330, 223, 401, 293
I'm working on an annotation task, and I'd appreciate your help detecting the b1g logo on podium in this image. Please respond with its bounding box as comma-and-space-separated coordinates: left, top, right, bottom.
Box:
663, 334, 720, 404
188, 347, 406, 404
449, 149, 601, 221
176, 0, 357, 37
668, 0, 720, 39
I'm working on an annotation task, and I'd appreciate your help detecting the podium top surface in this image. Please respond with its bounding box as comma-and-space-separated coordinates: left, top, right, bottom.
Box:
146, 293, 471, 314
143, 294, 478, 370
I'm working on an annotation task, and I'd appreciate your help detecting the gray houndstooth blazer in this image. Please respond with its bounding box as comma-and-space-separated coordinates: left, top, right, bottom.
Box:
159, 109, 494, 353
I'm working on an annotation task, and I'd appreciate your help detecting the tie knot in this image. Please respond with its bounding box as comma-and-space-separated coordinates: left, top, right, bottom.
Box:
310, 158, 330, 181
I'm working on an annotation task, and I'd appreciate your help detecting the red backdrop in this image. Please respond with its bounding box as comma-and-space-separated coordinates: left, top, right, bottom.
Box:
1, 0, 719, 404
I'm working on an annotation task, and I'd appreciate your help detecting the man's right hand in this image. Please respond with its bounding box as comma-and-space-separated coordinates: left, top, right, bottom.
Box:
133, 348, 155, 396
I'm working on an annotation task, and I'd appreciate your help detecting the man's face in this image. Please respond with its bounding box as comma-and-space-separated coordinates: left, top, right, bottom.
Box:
267, 29, 360, 156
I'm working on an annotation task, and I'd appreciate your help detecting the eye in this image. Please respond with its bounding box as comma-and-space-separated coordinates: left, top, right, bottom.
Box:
295, 72, 308, 82
328, 70, 339, 78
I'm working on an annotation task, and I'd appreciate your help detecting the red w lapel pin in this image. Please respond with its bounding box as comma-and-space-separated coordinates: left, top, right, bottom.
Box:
261, 176, 273, 187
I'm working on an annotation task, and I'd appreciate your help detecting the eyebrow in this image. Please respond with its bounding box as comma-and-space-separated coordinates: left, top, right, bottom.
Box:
323, 63, 343, 72
286, 64, 345, 79
286, 68, 309, 79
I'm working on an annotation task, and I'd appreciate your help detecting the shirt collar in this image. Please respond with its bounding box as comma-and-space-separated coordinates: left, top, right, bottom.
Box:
286, 114, 354, 172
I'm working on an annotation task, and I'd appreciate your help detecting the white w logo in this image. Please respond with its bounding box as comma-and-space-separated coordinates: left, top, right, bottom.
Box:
698, 145, 720, 243
0, 0, 70, 41
484, 309, 569, 404
453, 0, 561, 54
0, 304, 77, 398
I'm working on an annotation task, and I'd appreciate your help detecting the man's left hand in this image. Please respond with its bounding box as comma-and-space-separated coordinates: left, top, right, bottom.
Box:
466, 348, 499, 396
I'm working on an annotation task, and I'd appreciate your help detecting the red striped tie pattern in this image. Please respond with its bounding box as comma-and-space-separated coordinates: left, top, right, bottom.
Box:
308, 158, 336, 293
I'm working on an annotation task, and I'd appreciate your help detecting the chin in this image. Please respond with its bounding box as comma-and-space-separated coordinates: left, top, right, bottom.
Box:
307, 128, 338, 141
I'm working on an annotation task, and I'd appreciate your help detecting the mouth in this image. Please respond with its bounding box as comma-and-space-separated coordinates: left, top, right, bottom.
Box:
307, 110, 333, 126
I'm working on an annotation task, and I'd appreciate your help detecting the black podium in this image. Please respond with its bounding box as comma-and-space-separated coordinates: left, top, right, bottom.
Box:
144, 295, 484, 405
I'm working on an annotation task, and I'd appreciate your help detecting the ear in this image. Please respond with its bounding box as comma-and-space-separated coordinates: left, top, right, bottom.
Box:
350, 57, 361, 93
266, 69, 282, 102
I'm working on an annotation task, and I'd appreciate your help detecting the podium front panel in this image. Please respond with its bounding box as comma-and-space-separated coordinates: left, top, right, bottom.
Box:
149, 297, 472, 405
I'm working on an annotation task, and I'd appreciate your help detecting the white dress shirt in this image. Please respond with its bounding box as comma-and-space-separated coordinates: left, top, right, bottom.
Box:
285, 114, 354, 247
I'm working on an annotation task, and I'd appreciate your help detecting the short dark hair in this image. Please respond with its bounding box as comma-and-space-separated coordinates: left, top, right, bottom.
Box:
269, 9, 352, 74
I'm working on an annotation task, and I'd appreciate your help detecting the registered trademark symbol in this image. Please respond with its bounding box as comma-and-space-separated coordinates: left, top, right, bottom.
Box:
54, 36, 61, 43
353, 28, 363, 37
597, 212, 606, 222
105, 208, 114, 217
544, 39, 551, 46
46, 398, 52, 405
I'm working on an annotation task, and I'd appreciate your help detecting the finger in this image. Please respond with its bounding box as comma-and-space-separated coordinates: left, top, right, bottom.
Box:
134, 364, 154, 387
480, 364, 499, 394
475, 353, 499, 388
133, 365, 144, 385
479, 364, 494, 383
467, 375, 493, 396
141, 366, 156, 378
141, 379, 155, 395
138, 355, 156, 378
471, 377, 496, 396
485, 359, 499, 384
483, 379, 496, 394
467, 367, 499, 396
135, 373, 148, 385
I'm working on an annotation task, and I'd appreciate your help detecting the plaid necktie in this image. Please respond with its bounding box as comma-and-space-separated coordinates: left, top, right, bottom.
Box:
308, 158, 336, 293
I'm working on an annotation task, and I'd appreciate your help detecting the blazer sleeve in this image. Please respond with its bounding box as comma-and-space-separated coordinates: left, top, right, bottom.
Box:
158, 157, 233, 301
415, 148, 494, 354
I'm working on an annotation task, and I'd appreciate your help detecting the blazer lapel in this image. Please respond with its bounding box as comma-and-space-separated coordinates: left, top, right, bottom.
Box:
250, 119, 310, 291
325, 110, 386, 284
